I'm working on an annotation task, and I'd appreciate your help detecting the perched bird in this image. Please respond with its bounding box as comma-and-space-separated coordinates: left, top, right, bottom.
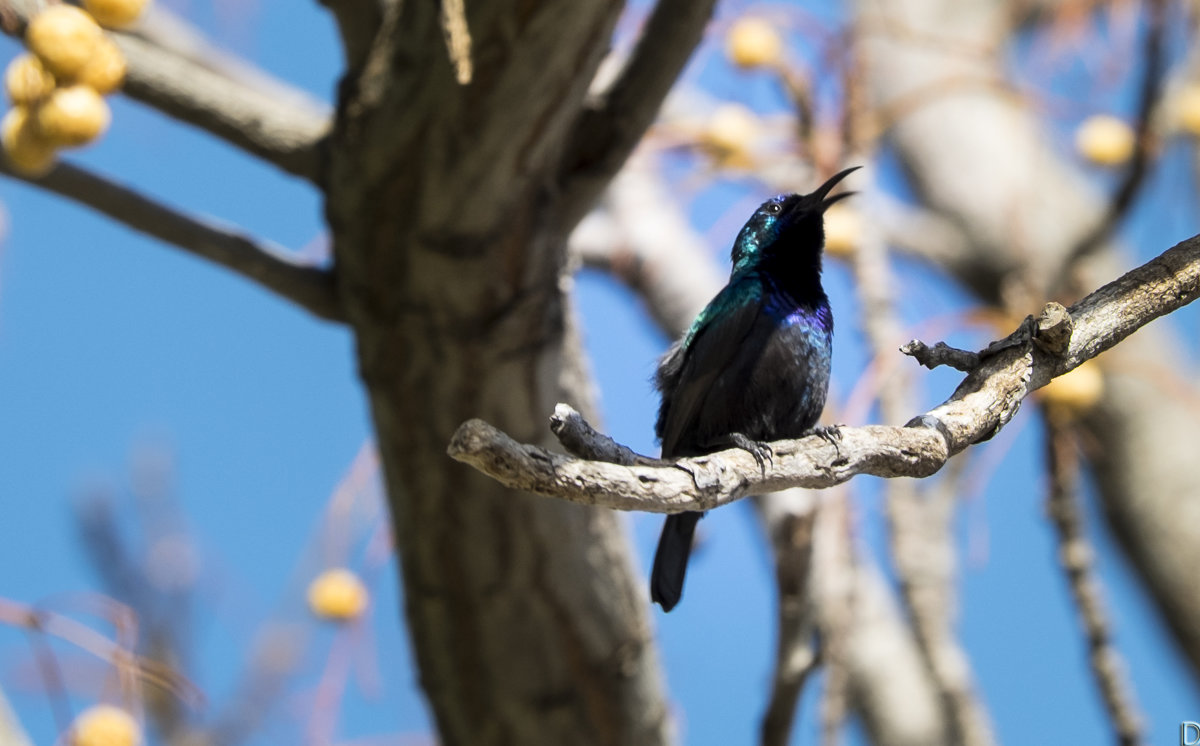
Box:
650, 166, 858, 612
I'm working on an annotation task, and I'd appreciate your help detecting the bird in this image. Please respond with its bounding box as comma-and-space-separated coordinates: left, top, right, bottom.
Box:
649, 166, 858, 612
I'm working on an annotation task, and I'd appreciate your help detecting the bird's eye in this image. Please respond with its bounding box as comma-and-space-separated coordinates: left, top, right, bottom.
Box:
767, 203, 782, 215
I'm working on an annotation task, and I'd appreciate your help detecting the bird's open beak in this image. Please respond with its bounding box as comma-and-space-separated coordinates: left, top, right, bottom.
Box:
813, 165, 861, 211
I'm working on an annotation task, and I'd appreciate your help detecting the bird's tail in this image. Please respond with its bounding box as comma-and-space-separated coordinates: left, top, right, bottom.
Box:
650, 511, 702, 612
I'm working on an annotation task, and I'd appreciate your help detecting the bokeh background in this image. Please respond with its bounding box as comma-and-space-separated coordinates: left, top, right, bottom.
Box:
1, 1, 1199, 744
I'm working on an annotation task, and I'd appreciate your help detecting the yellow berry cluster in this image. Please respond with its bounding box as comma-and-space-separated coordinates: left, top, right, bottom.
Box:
2, 0, 150, 176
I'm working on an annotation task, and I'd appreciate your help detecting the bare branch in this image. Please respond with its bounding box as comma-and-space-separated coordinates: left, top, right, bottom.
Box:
757, 489, 820, 746
901, 340, 981, 372
132, 7, 331, 115
0, 0, 331, 181
559, 0, 718, 226
1061, 0, 1167, 274
114, 33, 330, 181
1044, 416, 1144, 746
549, 403, 662, 466
854, 0, 1200, 679
450, 412, 945, 512
449, 232, 1200, 508
2, 161, 345, 322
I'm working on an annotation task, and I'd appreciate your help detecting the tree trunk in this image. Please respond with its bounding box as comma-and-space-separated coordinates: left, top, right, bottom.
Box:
323, 2, 669, 742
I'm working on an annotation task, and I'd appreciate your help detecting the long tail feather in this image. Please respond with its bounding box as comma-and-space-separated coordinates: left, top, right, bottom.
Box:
650, 512, 702, 612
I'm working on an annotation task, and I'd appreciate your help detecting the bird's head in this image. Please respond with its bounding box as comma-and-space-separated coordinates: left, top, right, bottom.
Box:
730, 166, 860, 274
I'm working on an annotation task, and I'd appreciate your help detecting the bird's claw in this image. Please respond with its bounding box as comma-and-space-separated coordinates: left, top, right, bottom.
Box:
727, 432, 773, 476
809, 424, 844, 460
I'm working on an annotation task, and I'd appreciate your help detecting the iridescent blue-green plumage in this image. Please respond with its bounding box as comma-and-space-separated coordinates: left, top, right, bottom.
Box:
650, 167, 858, 612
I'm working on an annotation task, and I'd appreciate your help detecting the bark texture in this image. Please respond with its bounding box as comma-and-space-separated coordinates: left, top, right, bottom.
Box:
322, 2, 681, 743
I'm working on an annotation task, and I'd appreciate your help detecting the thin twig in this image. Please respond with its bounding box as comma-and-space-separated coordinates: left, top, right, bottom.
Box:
23, 622, 73, 734
0, 598, 201, 705
559, 0, 718, 226
1, 161, 345, 322
1061, 0, 1167, 274
900, 340, 980, 372
1043, 413, 1144, 746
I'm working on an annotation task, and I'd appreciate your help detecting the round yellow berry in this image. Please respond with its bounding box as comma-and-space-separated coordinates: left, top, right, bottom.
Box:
823, 202, 860, 257
726, 17, 784, 69
2, 106, 56, 176
70, 705, 142, 746
36, 85, 110, 147
1075, 115, 1134, 166
1040, 360, 1104, 416
83, 0, 151, 29
307, 568, 368, 621
1175, 86, 1200, 137
75, 36, 127, 95
703, 103, 760, 168
5, 54, 56, 105
26, 5, 104, 78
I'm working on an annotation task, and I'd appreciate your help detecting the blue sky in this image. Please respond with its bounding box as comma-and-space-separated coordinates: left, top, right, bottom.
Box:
1, 1, 1198, 744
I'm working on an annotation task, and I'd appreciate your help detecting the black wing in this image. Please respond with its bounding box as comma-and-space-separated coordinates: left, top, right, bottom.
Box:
655, 278, 764, 458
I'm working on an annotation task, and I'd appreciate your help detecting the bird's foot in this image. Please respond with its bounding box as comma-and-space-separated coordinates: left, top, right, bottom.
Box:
725, 432, 774, 476
808, 424, 843, 460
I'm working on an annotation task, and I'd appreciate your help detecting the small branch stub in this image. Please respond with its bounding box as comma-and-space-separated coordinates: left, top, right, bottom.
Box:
900, 340, 980, 372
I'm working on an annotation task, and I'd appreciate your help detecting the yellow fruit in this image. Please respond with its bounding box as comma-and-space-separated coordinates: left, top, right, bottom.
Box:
1075, 115, 1134, 166
83, 0, 151, 28
70, 705, 142, 746
25, 5, 104, 78
2, 106, 56, 176
703, 103, 759, 168
5, 54, 56, 105
1040, 360, 1104, 415
36, 85, 110, 147
1176, 86, 1200, 137
307, 568, 368, 621
823, 202, 860, 257
75, 36, 126, 95
726, 16, 784, 69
